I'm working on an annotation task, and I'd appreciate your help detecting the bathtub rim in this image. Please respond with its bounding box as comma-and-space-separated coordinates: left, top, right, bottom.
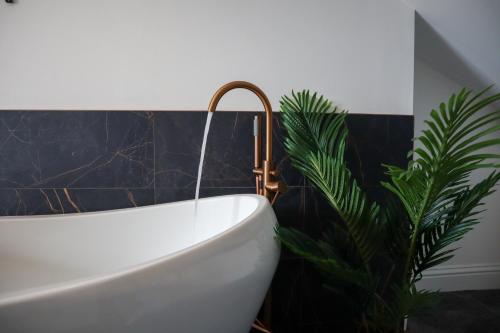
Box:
0, 194, 276, 306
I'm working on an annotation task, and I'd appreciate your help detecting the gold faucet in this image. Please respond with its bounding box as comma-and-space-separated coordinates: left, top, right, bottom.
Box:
208, 81, 287, 205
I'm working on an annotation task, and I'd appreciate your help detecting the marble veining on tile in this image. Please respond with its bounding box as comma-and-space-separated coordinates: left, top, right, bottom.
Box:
0, 188, 154, 215
0, 111, 154, 189
154, 111, 304, 190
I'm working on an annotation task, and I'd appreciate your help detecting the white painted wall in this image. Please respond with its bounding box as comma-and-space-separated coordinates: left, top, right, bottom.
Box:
410, 1, 500, 291
0, 0, 414, 114
407, 0, 500, 88
414, 59, 500, 291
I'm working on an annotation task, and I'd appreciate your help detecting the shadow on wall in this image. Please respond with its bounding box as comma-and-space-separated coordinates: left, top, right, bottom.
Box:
415, 13, 497, 95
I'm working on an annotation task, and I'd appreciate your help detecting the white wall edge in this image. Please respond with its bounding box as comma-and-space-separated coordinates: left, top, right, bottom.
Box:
417, 263, 500, 292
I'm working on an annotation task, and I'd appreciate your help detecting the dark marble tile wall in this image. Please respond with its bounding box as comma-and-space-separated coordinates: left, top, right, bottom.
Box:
0, 111, 155, 215
0, 110, 413, 332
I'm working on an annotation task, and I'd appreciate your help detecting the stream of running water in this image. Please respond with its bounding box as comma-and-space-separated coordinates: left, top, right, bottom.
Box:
194, 112, 213, 212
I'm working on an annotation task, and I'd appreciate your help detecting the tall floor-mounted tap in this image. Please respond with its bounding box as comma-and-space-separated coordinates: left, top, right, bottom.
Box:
208, 81, 286, 333
208, 81, 287, 205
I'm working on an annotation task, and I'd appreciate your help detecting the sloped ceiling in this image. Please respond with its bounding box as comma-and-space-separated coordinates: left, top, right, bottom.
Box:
406, 0, 500, 89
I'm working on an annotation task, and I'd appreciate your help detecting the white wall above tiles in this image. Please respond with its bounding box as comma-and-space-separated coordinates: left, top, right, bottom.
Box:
414, 60, 500, 292
0, 0, 414, 114
411, 0, 500, 291
407, 0, 500, 92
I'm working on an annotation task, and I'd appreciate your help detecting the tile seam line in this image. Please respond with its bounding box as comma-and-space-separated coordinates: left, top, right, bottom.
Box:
0, 185, 306, 190
0, 109, 414, 116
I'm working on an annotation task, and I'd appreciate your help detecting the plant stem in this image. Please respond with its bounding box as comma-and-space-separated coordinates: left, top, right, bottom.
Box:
403, 178, 433, 283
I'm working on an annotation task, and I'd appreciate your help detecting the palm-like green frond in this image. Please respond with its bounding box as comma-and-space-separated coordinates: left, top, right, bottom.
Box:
280, 91, 347, 161
280, 90, 382, 264
412, 171, 500, 280
276, 226, 372, 290
306, 151, 382, 263
276, 86, 500, 332
382, 87, 500, 280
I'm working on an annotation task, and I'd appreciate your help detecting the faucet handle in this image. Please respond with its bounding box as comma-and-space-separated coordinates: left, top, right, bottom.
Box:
252, 167, 263, 175
269, 169, 280, 177
267, 180, 287, 205
255, 167, 279, 177
266, 179, 287, 193
265, 179, 288, 205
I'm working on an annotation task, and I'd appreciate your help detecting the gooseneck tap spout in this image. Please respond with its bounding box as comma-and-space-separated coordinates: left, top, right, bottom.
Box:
208, 81, 286, 204
208, 81, 273, 161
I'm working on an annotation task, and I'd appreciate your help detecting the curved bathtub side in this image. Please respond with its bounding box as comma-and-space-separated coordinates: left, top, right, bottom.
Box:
0, 198, 280, 333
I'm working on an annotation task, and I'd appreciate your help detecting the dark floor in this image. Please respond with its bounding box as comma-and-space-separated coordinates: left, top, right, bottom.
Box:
409, 290, 500, 333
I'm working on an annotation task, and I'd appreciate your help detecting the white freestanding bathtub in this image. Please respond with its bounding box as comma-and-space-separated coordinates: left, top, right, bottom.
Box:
0, 194, 280, 333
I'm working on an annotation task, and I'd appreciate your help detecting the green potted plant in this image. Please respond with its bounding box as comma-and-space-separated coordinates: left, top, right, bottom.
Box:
277, 87, 500, 332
